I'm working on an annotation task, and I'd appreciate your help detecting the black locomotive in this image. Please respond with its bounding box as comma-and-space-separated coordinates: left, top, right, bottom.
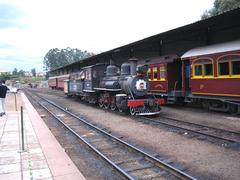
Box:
64, 58, 162, 115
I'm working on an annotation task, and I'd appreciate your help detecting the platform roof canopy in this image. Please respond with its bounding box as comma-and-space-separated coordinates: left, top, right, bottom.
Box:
49, 8, 240, 76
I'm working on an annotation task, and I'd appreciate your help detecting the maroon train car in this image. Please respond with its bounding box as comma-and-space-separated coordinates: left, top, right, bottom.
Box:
181, 40, 240, 114
138, 55, 183, 104
56, 74, 70, 89
48, 76, 57, 89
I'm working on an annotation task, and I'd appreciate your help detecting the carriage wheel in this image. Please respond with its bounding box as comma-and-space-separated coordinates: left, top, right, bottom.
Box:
99, 101, 104, 108
104, 103, 109, 109
130, 107, 136, 116
110, 104, 116, 111
229, 104, 238, 114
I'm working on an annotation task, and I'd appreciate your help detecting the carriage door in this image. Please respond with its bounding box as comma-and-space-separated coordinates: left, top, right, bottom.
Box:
183, 60, 191, 95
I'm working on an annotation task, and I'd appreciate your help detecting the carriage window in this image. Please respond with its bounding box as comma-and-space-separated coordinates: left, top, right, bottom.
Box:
85, 69, 91, 80
204, 64, 213, 76
232, 61, 240, 75
194, 65, 202, 76
93, 70, 97, 78
147, 68, 152, 80
218, 55, 240, 77
98, 69, 105, 77
153, 67, 158, 80
193, 58, 213, 78
80, 71, 85, 80
219, 62, 229, 75
160, 66, 165, 80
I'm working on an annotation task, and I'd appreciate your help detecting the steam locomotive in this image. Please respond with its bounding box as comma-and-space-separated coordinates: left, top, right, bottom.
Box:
64, 58, 162, 115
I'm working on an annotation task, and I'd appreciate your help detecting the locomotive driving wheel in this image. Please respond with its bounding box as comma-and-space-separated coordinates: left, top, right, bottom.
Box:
130, 107, 136, 115
118, 107, 123, 112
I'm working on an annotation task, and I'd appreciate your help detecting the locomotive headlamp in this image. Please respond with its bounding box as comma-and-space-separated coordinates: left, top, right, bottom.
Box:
135, 79, 147, 91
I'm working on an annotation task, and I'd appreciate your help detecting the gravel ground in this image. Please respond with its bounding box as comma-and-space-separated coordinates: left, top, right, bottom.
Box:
160, 105, 240, 132
43, 92, 240, 180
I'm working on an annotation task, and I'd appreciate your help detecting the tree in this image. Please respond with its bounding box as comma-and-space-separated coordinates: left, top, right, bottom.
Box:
43, 47, 94, 71
18, 70, 25, 77
31, 68, 36, 77
12, 68, 25, 77
201, 0, 240, 19
12, 68, 18, 76
0, 72, 11, 81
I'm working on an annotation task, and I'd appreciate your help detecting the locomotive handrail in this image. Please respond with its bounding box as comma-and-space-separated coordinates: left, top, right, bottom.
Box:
128, 86, 135, 100
173, 81, 179, 95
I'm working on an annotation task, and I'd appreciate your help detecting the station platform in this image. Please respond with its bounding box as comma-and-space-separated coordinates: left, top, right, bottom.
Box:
0, 92, 85, 180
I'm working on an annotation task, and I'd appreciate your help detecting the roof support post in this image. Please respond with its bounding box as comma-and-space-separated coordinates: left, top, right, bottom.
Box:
159, 39, 163, 56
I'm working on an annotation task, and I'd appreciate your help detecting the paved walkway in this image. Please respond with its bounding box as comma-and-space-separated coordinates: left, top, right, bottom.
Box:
0, 92, 85, 180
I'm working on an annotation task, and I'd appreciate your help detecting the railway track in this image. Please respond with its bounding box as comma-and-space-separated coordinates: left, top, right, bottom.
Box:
25, 90, 196, 180
27, 88, 240, 146
139, 116, 240, 146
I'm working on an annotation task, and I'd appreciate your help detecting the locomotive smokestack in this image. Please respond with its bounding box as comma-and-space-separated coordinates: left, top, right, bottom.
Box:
129, 57, 138, 75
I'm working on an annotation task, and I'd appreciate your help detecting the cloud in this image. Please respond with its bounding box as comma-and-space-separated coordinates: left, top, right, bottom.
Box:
0, 42, 15, 49
0, 3, 25, 29
0, 54, 43, 72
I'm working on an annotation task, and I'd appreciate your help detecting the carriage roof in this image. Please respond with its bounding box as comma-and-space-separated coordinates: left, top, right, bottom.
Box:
181, 40, 240, 59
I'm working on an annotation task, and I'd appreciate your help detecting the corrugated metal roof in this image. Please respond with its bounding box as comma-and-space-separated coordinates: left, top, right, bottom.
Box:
49, 8, 240, 73
181, 40, 240, 58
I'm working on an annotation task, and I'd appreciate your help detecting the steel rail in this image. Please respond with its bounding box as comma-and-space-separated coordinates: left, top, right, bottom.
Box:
27, 90, 196, 180
29, 88, 240, 136
24, 90, 134, 180
28, 89, 239, 143
140, 116, 238, 143
40, 102, 134, 180
160, 115, 240, 136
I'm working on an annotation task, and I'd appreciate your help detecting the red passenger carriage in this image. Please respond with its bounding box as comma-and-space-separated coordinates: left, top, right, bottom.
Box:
48, 74, 70, 89
48, 76, 57, 89
56, 74, 70, 89
182, 40, 240, 113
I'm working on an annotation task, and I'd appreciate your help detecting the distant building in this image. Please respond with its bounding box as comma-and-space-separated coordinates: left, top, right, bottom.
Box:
0, 70, 10, 75
24, 71, 32, 76
37, 72, 46, 77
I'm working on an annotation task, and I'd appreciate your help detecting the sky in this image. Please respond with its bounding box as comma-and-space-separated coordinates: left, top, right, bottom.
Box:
0, 0, 215, 72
